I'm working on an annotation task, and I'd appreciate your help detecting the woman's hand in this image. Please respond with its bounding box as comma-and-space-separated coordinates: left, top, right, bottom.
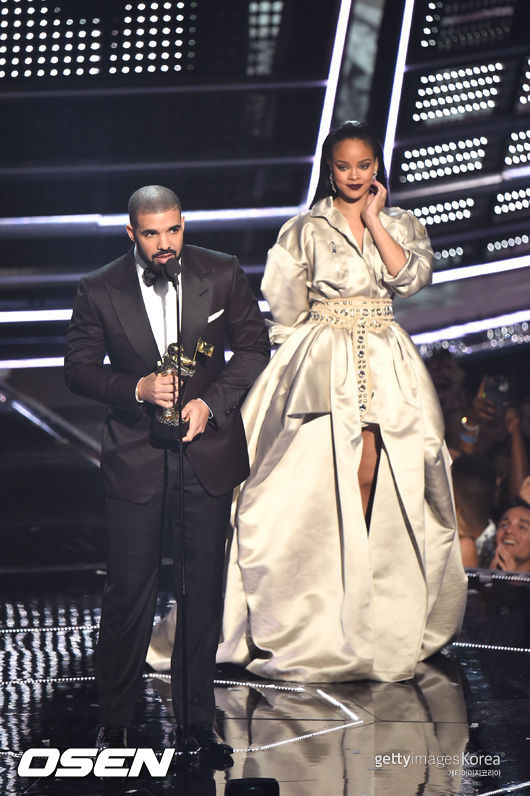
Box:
361, 179, 387, 226
467, 377, 497, 425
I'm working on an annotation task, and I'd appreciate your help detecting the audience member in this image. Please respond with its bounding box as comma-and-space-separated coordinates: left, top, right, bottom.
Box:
452, 454, 498, 568
489, 502, 530, 574
459, 387, 528, 500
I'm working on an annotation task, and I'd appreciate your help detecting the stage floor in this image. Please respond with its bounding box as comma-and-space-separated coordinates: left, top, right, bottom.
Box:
1, 385, 530, 795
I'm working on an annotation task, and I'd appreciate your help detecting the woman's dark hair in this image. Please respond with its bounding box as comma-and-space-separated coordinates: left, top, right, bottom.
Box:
310, 120, 388, 208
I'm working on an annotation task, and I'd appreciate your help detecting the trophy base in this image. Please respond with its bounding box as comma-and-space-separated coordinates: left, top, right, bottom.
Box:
153, 415, 189, 441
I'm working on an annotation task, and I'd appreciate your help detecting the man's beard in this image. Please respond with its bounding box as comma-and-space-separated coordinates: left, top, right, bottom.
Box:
136, 242, 178, 276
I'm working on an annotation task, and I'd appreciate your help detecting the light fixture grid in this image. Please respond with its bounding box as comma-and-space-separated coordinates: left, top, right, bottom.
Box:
504, 127, 530, 167
398, 136, 488, 185
411, 195, 476, 227
417, 0, 516, 54
517, 57, 530, 107
109, 1, 196, 77
246, 0, 284, 77
0, 1, 199, 80
411, 60, 504, 125
493, 184, 530, 216
0, 0, 103, 80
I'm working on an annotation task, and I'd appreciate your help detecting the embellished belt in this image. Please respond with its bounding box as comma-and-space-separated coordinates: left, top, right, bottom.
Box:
309, 297, 394, 418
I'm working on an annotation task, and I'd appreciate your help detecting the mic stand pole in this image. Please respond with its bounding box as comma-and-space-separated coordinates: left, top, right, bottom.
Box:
174, 273, 190, 759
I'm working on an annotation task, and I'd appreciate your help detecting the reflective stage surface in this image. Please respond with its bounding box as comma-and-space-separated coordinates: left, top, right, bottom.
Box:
1, 392, 530, 795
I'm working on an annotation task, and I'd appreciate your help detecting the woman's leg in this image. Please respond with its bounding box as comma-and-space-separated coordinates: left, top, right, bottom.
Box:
358, 424, 382, 524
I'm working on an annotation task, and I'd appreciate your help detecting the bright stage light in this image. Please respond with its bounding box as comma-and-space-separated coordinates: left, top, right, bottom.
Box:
399, 138, 487, 184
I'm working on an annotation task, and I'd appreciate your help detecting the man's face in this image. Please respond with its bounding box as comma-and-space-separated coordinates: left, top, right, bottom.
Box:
496, 506, 530, 570
126, 206, 185, 270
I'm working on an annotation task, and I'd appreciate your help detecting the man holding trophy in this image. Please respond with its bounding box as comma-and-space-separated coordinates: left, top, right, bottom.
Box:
64, 185, 270, 759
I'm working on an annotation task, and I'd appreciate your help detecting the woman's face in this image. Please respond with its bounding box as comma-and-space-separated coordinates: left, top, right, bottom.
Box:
329, 138, 377, 203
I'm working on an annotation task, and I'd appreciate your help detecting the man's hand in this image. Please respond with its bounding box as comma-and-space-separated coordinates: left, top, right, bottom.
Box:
490, 543, 518, 572
137, 372, 178, 408
181, 398, 210, 442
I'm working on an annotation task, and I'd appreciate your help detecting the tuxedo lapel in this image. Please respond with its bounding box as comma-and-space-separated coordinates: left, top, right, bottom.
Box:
180, 245, 213, 357
106, 252, 161, 372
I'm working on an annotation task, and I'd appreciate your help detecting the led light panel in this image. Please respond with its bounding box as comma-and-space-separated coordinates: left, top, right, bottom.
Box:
0, 0, 103, 79
0, 0, 198, 80
412, 62, 503, 124
486, 233, 530, 255
505, 129, 530, 167
399, 137, 487, 184
418, 0, 515, 54
247, 0, 284, 77
109, 1, 196, 76
412, 196, 475, 226
493, 186, 530, 216
433, 245, 464, 268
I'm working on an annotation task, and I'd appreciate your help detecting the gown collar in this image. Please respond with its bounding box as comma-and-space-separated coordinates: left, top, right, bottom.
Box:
309, 196, 373, 256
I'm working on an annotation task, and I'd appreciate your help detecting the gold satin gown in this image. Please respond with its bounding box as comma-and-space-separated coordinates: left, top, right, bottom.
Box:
217, 197, 467, 683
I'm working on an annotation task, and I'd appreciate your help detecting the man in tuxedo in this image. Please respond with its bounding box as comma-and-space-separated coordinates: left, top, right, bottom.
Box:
64, 185, 270, 756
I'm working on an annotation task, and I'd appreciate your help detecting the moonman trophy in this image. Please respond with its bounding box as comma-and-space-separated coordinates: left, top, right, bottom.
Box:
154, 338, 214, 439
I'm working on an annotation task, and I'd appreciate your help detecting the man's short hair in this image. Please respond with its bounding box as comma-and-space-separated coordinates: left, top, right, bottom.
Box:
128, 185, 182, 227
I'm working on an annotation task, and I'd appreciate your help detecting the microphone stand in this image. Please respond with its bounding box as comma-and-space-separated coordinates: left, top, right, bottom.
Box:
164, 260, 190, 760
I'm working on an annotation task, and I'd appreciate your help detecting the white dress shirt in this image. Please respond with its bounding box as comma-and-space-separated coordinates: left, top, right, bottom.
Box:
135, 252, 180, 359
134, 250, 213, 418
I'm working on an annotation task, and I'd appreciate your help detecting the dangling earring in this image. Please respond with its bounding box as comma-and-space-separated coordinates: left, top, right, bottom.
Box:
373, 171, 377, 180
329, 171, 337, 194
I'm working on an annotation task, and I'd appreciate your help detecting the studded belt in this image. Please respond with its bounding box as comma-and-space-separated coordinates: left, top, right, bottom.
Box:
309, 297, 394, 419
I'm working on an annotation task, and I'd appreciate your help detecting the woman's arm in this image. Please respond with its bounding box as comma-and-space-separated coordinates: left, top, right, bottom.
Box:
369, 207, 434, 298
261, 218, 311, 328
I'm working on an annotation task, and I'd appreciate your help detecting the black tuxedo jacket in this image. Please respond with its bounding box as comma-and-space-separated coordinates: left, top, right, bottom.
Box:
65, 244, 270, 501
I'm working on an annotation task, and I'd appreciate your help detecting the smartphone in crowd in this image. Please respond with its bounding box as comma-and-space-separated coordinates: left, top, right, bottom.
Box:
483, 375, 511, 417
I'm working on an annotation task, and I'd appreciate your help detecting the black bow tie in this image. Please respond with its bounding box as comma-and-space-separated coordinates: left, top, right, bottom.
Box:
141, 256, 181, 287
142, 264, 161, 287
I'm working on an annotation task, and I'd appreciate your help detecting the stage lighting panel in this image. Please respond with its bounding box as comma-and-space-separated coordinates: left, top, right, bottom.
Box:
109, 0, 196, 76
493, 186, 530, 218
517, 57, 530, 109
0, 0, 104, 80
410, 61, 506, 126
485, 233, 530, 258
397, 54, 528, 135
411, 0, 519, 57
397, 136, 489, 185
505, 129, 530, 167
247, 0, 284, 77
411, 196, 476, 227
0, 0, 198, 80
433, 245, 465, 269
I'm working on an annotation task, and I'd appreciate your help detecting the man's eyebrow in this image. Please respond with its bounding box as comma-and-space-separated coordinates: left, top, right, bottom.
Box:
139, 223, 181, 234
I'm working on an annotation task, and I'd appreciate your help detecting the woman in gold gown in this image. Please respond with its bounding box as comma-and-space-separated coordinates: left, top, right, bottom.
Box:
216, 121, 467, 683
148, 121, 467, 682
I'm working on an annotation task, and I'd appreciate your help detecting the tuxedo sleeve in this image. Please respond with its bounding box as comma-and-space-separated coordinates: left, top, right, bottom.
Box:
200, 258, 270, 428
64, 276, 140, 409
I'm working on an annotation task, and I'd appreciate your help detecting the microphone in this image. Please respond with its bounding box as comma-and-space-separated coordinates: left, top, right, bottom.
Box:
162, 256, 181, 285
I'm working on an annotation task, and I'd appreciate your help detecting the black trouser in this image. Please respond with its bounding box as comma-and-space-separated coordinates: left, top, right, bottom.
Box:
95, 451, 232, 728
